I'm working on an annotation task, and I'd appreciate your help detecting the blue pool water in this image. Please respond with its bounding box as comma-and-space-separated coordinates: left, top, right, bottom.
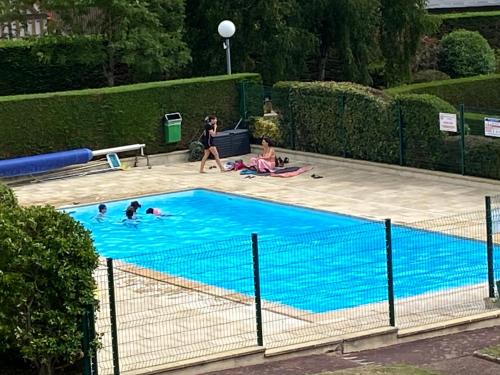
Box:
68, 189, 498, 313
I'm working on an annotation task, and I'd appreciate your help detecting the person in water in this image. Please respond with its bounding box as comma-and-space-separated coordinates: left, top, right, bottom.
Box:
145, 208, 171, 217
123, 207, 139, 227
94, 204, 107, 222
125, 200, 141, 219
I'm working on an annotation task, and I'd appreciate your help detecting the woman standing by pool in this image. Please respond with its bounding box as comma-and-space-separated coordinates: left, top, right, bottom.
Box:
247, 136, 276, 173
199, 115, 226, 173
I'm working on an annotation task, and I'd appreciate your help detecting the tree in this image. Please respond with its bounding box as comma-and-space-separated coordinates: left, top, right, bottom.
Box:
300, 0, 380, 84
380, 0, 437, 86
185, 0, 316, 83
42, 0, 191, 85
0, 204, 99, 375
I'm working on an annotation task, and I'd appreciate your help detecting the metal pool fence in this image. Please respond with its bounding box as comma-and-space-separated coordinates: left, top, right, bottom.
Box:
82, 196, 500, 375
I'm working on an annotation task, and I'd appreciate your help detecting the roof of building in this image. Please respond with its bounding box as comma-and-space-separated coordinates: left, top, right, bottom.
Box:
426, 0, 500, 9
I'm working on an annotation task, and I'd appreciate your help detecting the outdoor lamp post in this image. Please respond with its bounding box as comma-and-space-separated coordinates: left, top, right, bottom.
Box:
218, 20, 236, 75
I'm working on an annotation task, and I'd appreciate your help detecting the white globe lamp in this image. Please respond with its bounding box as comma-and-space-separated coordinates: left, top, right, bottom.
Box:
217, 20, 236, 74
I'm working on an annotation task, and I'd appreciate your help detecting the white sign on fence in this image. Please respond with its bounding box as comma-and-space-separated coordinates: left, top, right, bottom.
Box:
439, 113, 457, 132
485, 118, 500, 138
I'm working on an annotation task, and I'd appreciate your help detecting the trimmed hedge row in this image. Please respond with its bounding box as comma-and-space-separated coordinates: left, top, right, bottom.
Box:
438, 11, 500, 49
272, 81, 500, 179
385, 74, 500, 109
0, 38, 107, 96
0, 74, 261, 159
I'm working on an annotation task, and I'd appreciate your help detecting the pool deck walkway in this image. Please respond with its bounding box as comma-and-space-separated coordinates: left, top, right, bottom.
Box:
8, 148, 500, 375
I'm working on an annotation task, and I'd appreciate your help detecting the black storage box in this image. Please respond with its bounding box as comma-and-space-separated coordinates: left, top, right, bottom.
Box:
212, 129, 251, 158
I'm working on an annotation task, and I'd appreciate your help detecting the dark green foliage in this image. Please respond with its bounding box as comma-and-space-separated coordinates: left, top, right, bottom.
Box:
188, 141, 204, 162
439, 30, 496, 78
272, 81, 399, 163
394, 94, 456, 170
381, 0, 438, 86
411, 69, 450, 83
0, 205, 98, 375
442, 135, 500, 179
385, 74, 500, 108
0, 74, 261, 159
0, 182, 17, 208
439, 11, 500, 49
0, 38, 106, 96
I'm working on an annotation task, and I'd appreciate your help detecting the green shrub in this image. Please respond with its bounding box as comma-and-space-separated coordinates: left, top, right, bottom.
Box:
272, 81, 398, 163
411, 69, 450, 83
385, 74, 500, 108
394, 94, 456, 170
0, 38, 107, 96
0, 74, 262, 159
439, 30, 496, 78
496, 49, 500, 72
442, 135, 500, 179
0, 182, 17, 208
0, 205, 98, 374
249, 117, 282, 144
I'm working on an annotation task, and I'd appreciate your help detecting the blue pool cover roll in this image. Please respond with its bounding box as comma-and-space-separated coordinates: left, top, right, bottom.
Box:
0, 148, 93, 178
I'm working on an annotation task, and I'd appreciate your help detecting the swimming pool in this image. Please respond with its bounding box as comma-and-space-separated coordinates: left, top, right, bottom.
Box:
68, 189, 496, 313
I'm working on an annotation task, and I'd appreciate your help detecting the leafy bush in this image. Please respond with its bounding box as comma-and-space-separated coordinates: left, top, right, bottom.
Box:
394, 94, 456, 170
438, 30, 496, 78
249, 117, 282, 144
413, 36, 441, 72
412, 69, 450, 83
0, 74, 262, 159
0, 38, 107, 96
496, 49, 500, 72
385, 74, 500, 108
272, 81, 398, 163
0, 182, 17, 208
0, 205, 98, 375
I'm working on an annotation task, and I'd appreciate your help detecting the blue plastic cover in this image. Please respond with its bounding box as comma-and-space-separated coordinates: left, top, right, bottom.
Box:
0, 148, 93, 178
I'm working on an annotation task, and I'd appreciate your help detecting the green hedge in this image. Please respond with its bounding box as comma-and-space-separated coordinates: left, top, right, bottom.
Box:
395, 94, 456, 170
438, 11, 500, 49
271, 81, 500, 179
0, 74, 262, 159
273, 81, 398, 163
385, 74, 500, 109
0, 182, 17, 208
0, 38, 107, 96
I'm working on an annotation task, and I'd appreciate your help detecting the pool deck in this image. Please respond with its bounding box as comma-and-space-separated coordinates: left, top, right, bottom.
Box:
9, 148, 500, 375
11, 147, 500, 222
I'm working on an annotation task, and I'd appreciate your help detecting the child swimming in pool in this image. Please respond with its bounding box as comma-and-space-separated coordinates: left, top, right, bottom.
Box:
122, 207, 139, 227
145, 208, 172, 217
94, 204, 107, 222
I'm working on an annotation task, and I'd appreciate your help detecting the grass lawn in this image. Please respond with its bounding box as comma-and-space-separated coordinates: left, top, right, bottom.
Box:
317, 364, 440, 375
477, 345, 500, 359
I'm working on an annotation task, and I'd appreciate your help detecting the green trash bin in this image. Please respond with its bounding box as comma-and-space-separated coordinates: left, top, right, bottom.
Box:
164, 112, 182, 143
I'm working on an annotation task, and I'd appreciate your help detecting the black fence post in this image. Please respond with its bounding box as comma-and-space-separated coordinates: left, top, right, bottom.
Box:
288, 89, 296, 150
385, 219, 395, 327
397, 101, 405, 166
460, 104, 466, 175
485, 197, 495, 298
251, 233, 264, 346
339, 94, 347, 158
89, 303, 98, 375
107, 258, 120, 375
82, 307, 92, 375
239, 81, 247, 121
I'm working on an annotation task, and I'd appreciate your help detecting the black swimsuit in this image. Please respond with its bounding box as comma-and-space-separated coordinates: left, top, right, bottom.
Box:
202, 122, 214, 149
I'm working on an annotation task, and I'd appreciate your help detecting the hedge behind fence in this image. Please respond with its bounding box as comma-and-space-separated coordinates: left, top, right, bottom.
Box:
0, 38, 107, 96
271, 81, 500, 179
0, 73, 261, 159
438, 11, 500, 49
385, 74, 500, 109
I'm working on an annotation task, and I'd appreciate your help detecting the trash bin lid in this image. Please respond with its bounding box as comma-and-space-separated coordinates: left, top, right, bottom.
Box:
165, 112, 182, 121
